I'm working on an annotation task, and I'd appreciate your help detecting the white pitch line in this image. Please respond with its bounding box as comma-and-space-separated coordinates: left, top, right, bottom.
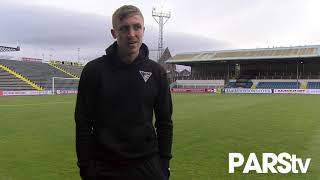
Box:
0, 101, 74, 107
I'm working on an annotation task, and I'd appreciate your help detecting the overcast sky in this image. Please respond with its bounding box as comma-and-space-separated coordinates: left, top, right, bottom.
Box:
1, 0, 320, 63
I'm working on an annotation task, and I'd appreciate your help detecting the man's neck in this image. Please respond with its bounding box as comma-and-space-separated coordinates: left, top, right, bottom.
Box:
118, 51, 139, 64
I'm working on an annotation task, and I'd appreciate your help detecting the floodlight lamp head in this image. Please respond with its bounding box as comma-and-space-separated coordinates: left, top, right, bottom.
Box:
152, 6, 171, 18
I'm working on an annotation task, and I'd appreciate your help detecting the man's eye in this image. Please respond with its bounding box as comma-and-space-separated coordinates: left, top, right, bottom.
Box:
119, 26, 129, 32
133, 25, 142, 30
119, 25, 142, 32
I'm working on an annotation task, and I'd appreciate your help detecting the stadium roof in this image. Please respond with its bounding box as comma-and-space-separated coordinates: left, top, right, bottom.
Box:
166, 45, 320, 64
0, 45, 20, 52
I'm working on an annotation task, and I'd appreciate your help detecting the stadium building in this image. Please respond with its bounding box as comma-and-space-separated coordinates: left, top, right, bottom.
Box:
166, 45, 320, 90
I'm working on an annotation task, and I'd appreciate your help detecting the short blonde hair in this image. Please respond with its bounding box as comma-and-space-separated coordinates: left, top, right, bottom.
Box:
112, 5, 144, 28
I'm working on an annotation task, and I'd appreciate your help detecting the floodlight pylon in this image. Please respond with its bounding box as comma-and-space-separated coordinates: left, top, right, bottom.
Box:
152, 6, 171, 61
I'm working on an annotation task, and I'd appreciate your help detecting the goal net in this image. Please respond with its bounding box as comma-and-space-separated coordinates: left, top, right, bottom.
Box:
52, 77, 80, 95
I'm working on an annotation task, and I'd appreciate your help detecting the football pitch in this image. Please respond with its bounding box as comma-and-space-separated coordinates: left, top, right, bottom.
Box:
0, 93, 320, 180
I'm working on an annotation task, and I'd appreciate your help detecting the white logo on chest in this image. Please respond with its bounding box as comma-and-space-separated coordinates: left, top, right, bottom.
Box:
139, 70, 152, 83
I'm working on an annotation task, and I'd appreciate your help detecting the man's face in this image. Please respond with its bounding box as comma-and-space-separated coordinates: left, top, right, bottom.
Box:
111, 14, 145, 57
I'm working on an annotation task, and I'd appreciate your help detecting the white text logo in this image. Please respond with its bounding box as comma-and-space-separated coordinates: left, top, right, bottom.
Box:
229, 153, 311, 174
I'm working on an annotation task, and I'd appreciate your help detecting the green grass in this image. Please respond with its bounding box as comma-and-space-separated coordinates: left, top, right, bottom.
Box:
0, 94, 320, 180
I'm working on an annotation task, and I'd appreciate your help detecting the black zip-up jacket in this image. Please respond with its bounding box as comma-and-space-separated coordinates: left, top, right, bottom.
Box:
75, 42, 173, 178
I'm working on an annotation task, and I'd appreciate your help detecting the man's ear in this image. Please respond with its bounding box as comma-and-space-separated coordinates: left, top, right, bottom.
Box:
111, 29, 117, 39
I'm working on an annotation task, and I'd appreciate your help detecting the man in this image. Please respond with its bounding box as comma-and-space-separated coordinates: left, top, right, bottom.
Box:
75, 5, 173, 180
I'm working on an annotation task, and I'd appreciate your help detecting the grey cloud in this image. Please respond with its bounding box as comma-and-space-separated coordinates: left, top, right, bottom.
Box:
0, 3, 110, 47
165, 32, 230, 53
0, 2, 229, 60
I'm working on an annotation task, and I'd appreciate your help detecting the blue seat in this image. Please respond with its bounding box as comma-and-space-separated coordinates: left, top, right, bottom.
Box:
307, 82, 320, 89
256, 82, 299, 89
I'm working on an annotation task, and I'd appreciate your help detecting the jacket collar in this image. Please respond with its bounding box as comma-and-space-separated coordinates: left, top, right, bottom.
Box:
105, 41, 149, 67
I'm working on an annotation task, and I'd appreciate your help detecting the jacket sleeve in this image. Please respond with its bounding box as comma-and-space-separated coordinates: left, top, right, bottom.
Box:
154, 68, 173, 170
74, 65, 97, 178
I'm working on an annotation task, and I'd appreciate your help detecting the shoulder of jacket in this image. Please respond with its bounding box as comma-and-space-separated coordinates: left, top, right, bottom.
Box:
146, 59, 166, 73
83, 56, 105, 73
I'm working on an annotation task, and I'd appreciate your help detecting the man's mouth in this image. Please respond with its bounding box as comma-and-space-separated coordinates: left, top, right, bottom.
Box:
128, 41, 138, 48
128, 41, 137, 44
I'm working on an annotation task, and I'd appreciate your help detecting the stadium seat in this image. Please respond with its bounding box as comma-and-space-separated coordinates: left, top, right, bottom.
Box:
256, 82, 300, 89
307, 82, 320, 89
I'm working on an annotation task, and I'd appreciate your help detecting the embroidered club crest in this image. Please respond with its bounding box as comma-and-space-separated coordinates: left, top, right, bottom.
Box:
139, 70, 152, 83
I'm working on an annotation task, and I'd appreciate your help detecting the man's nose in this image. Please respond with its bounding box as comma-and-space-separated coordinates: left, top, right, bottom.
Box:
127, 27, 135, 37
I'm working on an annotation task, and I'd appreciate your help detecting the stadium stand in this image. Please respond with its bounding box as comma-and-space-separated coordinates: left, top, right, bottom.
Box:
50, 63, 83, 78
307, 82, 320, 89
225, 82, 236, 88
166, 45, 320, 90
256, 82, 300, 89
0, 59, 78, 90
0, 69, 34, 90
167, 47, 318, 62
225, 81, 253, 88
